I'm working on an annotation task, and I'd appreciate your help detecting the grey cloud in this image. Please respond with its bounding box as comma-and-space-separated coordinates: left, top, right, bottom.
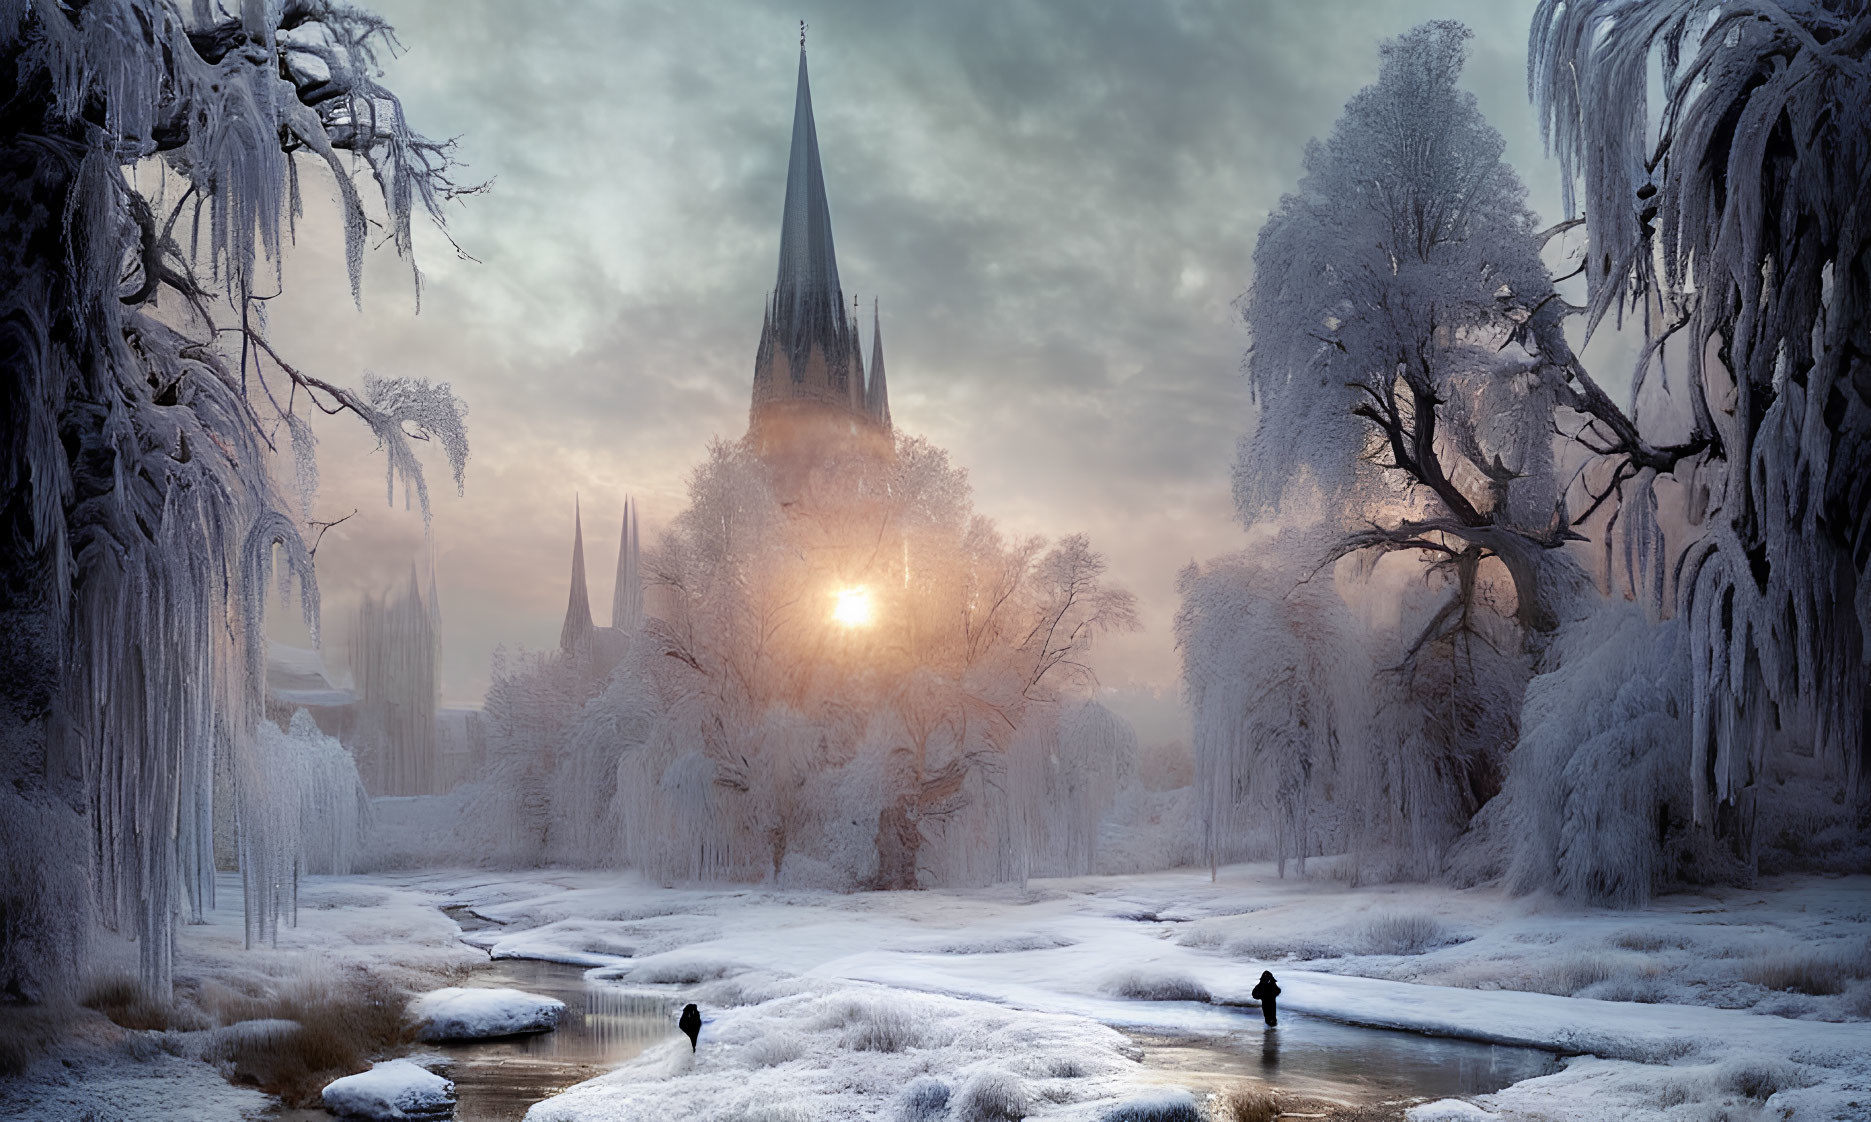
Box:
269, 0, 1565, 706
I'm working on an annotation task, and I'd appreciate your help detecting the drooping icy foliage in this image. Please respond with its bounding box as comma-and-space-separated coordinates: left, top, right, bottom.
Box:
1532, 0, 1870, 852
238, 709, 368, 949
0, 0, 469, 998
1177, 535, 1369, 877
1190, 13, 1867, 902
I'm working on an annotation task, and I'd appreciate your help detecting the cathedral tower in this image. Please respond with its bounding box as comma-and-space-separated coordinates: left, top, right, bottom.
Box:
749, 39, 891, 460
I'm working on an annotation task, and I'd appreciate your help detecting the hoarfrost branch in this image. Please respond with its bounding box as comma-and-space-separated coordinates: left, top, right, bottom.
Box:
0, 0, 472, 999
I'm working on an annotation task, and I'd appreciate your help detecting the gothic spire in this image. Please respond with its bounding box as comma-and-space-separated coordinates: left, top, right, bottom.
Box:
560, 497, 593, 656
868, 298, 891, 429
772, 43, 847, 369
612, 496, 642, 631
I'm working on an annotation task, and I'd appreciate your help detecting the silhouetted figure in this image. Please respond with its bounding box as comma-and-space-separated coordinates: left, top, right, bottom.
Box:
679, 1003, 701, 1051
1251, 970, 1281, 1027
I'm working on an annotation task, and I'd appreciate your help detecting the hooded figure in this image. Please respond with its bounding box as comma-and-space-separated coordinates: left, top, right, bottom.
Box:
679, 1003, 702, 1051
1250, 970, 1280, 1027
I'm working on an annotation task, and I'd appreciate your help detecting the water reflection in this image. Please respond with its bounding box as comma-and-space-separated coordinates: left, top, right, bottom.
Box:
1133, 1013, 1561, 1105
436, 959, 682, 1122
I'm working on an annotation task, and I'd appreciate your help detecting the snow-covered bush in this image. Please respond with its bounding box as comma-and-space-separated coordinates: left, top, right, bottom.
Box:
951, 1070, 1029, 1122
894, 1077, 951, 1122
1502, 603, 1691, 906
1101, 1091, 1203, 1122
1102, 970, 1211, 1003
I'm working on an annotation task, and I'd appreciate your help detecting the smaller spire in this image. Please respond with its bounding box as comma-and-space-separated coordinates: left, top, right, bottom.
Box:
560, 496, 594, 657
868, 298, 891, 429
612, 496, 643, 631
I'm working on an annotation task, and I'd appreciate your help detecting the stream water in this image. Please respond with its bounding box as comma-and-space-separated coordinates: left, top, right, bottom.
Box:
277, 907, 1559, 1119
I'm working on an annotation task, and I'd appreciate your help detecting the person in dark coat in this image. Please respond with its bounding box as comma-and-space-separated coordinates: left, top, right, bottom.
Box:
679, 1003, 702, 1051
1251, 970, 1281, 1027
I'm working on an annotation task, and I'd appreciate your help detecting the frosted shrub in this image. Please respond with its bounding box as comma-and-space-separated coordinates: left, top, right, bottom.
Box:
895, 1076, 951, 1122
1103, 971, 1212, 1003
952, 1070, 1028, 1122
1100, 1091, 1202, 1122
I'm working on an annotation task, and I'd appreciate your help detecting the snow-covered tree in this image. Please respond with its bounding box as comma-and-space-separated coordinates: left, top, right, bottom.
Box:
1239, 21, 1580, 638
0, 0, 471, 998
605, 434, 1138, 889
1177, 531, 1370, 877
1530, 0, 1870, 860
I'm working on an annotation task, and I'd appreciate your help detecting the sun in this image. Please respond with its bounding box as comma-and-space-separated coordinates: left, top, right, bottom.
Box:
831, 585, 874, 629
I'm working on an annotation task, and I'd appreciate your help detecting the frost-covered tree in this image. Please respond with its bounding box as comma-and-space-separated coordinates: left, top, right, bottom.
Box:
0, 0, 470, 998
1177, 541, 1368, 877
1530, 0, 1870, 861
604, 434, 1138, 889
1240, 21, 1579, 638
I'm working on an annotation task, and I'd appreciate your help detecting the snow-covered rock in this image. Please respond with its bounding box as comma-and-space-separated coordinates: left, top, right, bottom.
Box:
411, 985, 566, 1041
321, 1058, 455, 1120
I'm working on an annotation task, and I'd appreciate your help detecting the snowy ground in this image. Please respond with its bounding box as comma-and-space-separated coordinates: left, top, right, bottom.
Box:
422, 863, 1871, 1120
4, 864, 1867, 1120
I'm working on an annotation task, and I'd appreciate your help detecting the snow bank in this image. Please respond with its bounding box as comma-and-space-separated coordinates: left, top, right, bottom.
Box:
411, 986, 566, 1040
523, 983, 1141, 1121
322, 1058, 456, 1120
1407, 1101, 1497, 1122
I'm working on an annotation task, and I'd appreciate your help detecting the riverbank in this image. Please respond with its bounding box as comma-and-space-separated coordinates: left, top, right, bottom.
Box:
4, 864, 1866, 1120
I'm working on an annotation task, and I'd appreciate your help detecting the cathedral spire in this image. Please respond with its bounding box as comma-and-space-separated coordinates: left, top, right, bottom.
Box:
611, 496, 642, 631
868, 298, 891, 429
560, 497, 593, 657
773, 42, 845, 362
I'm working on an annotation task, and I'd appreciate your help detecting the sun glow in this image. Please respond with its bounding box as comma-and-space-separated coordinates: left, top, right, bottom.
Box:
831, 585, 875, 629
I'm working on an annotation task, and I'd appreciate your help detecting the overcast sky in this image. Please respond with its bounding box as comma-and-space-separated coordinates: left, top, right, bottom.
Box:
264, 0, 1577, 735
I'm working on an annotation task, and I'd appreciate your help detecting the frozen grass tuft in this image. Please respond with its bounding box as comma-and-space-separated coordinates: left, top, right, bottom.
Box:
0, 1005, 70, 1076
196, 967, 413, 1107
1743, 941, 1871, 996
895, 1076, 951, 1122
83, 973, 202, 1031
1212, 1084, 1277, 1122
1576, 976, 1670, 1003
744, 1032, 805, 1067
1103, 970, 1211, 1003
952, 1070, 1028, 1122
1523, 953, 1621, 996
1226, 937, 1342, 962
1100, 1090, 1202, 1121
1610, 927, 1691, 952
843, 1000, 921, 1052
1718, 1057, 1808, 1100
1359, 913, 1455, 956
